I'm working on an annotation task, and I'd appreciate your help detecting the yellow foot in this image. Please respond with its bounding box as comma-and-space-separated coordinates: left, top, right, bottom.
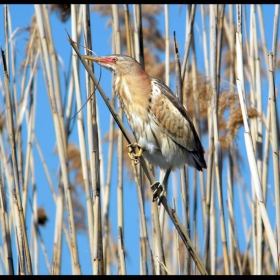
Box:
151, 181, 165, 205
127, 143, 144, 165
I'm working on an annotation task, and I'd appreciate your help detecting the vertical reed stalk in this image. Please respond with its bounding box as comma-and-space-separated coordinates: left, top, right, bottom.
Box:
123, 4, 133, 57
132, 160, 151, 274
210, 4, 229, 274
268, 53, 280, 274
210, 170, 216, 275
112, 5, 126, 274
181, 4, 196, 82
164, 5, 170, 88
271, 5, 279, 69
82, 4, 97, 273
203, 5, 214, 270
51, 184, 64, 275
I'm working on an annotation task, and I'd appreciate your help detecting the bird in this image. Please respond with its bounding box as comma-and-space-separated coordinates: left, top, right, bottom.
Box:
83, 54, 207, 203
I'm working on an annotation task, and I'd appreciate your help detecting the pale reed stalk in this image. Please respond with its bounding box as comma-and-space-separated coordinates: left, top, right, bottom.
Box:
102, 41, 116, 276
112, 4, 126, 274
226, 199, 242, 274
181, 4, 196, 82
268, 53, 280, 274
210, 169, 216, 275
132, 161, 150, 275
30, 155, 38, 275
82, 4, 97, 273
133, 5, 145, 66
248, 5, 263, 274
257, 5, 270, 206
123, 4, 133, 57
203, 4, 214, 271
224, 4, 237, 274
210, 4, 229, 274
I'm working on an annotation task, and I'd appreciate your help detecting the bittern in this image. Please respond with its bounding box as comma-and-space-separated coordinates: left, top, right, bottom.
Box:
84, 54, 207, 203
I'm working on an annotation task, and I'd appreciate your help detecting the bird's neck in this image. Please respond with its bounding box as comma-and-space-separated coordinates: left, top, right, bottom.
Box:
113, 71, 151, 117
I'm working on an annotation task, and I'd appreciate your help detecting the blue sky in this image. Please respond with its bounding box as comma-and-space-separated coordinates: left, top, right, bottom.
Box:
0, 4, 279, 275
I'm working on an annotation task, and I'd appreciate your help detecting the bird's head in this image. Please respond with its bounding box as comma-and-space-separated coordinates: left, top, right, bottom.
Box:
83, 54, 142, 76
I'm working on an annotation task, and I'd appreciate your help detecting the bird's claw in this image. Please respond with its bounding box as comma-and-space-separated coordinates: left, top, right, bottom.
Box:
151, 181, 165, 205
127, 143, 143, 165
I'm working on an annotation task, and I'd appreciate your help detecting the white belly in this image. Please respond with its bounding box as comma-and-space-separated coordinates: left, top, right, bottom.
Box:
129, 113, 196, 170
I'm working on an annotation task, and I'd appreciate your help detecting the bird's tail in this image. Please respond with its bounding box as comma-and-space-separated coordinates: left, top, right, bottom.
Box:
191, 150, 207, 171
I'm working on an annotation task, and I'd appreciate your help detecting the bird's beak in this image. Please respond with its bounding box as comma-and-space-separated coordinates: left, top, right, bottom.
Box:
83, 56, 115, 65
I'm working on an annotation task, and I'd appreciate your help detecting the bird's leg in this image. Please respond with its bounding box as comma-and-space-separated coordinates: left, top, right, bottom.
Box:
127, 143, 144, 165
151, 168, 171, 205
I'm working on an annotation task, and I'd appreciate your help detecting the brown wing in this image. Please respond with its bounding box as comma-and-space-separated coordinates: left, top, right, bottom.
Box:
151, 78, 207, 169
